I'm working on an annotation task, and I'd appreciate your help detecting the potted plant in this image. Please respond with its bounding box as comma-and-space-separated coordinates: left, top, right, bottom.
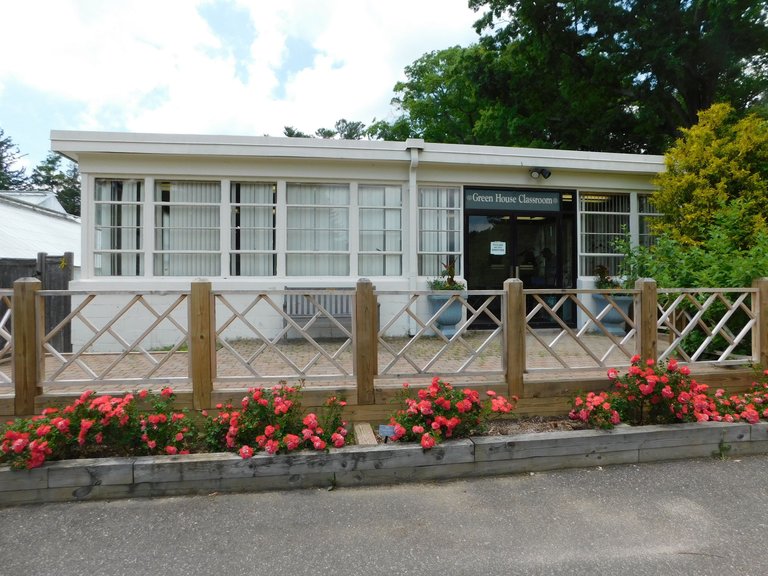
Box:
427, 258, 466, 337
592, 264, 633, 335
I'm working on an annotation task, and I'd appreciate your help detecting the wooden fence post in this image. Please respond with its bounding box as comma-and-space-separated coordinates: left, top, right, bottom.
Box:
635, 278, 658, 364
753, 277, 768, 368
355, 278, 377, 405
189, 281, 215, 410
13, 278, 42, 416
504, 278, 525, 399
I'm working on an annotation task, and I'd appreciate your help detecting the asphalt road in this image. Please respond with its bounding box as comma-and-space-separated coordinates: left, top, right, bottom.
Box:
2, 456, 768, 576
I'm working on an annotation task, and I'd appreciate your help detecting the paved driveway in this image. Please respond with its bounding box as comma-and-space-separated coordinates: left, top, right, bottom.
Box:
2, 455, 767, 575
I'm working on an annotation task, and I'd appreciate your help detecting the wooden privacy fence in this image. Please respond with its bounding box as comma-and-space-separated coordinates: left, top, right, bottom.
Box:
3, 277, 767, 418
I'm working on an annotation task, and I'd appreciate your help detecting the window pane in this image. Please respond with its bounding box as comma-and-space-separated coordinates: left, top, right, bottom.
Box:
359, 254, 401, 276
95, 179, 142, 202
153, 253, 220, 276
286, 183, 350, 275
579, 193, 630, 276
94, 179, 144, 276
94, 253, 143, 276
230, 254, 275, 276
418, 187, 461, 276
155, 181, 220, 203
153, 181, 221, 276
287, 183, 349, 205
286, 254, 349, 276
230, 182, 276, 276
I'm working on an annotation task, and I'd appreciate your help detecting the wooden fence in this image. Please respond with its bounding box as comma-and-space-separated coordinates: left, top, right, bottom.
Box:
2, 277, 766, 421
0, 252, 74, 352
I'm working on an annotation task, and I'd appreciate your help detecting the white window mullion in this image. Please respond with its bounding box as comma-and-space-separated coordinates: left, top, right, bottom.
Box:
220, 179, 230, 277
144, 177, 155, 278
276, 180, 287, 277
83, 173, 94, 279
629, 191, 639, 247
349, 182, 359, 277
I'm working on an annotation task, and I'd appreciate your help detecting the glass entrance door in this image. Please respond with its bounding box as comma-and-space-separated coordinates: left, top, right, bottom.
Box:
465, 214, 572, 327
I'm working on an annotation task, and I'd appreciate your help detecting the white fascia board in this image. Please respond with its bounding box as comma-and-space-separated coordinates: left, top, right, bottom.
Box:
51, 130, 665, 175
419, 142, 665, 175
51, 130, 411, 164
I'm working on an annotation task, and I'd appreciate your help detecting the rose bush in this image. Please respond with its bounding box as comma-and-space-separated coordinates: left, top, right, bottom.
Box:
0, 387, 196, 469
203, 384, 349, 456
1, 386, 350, 469
387, 377, 517, 449
571, 356, 768, 429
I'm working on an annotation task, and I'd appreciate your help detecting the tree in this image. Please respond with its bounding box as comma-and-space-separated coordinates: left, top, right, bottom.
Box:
0, 128, 28, 189
389, 46, 488, 145
283, 126, 311, 138
366, 117, 417, 141
651, 103, 768, 248
314, 127, 337, 139
382, 0, 768, 153
30, 152, 81, 215
333, 119, 366, 140
284, 119, 368, 140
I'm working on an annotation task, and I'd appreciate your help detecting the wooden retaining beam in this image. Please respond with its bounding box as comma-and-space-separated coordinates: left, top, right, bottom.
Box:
3, 421, 767, 506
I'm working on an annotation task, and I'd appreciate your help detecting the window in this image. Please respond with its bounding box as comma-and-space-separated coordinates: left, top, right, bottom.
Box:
358, 185, 402, 276
286, 183, 349, 276
94, 179, 143, 276
639, 194, 661, 248
418, 186, 461, 277
154, 181, 220, 276
579, 193, 630, 276
230, 182, 276, 276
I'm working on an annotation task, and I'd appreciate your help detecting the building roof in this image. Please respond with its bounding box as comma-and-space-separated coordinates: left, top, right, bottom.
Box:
0, 190, 66, 213
0, 195, 81, 266
51, 130, 665, 176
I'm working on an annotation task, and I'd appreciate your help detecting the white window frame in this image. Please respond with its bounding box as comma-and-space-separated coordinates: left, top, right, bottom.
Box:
285, 182, 351, 277
229, 181, 277, 276
417, 186, 462, 278
358, 184, 403, 277
93, 178, 144, 277
152, 180, 221, 277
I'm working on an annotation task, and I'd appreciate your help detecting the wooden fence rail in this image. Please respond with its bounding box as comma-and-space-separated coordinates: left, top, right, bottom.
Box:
3, 276, 767, 418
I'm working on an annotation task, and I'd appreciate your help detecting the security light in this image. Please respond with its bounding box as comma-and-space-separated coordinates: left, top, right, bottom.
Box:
529, 167, 552, 179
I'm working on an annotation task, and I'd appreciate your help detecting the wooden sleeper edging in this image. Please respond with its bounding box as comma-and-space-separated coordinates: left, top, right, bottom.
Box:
1, 422, 765, 506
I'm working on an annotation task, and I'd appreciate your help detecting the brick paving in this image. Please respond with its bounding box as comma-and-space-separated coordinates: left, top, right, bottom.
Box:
0, 329, 639, 395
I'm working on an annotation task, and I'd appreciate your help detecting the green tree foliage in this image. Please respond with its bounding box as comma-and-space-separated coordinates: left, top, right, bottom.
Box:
0, 128, 28, 189
285, 119, 367, 140
283, 126, 311, 138
30, 152, 81, 215
333, 119, 366, 140
652, 103, 768, 248
377, 0, 768, 152
366, 117, 416, 141
314, 127, 337, 139
389, 46, 487, 145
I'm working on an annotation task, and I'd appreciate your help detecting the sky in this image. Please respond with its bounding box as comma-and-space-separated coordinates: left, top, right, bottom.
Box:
0, 0, 482, 174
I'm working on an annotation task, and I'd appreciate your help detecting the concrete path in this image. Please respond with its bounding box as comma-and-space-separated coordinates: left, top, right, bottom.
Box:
2, 455, 767, 575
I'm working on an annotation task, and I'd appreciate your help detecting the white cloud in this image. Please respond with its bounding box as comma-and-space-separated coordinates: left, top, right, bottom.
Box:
0, 0, 480, 162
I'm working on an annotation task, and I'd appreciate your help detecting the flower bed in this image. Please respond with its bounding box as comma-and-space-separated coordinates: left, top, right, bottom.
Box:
1, 385, 349, 470
569, 356, 768, 428
3, 421, 768, 506
5, 365, 768, 506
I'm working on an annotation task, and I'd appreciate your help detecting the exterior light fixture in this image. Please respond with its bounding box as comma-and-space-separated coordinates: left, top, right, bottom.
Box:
529, 167, 552, 179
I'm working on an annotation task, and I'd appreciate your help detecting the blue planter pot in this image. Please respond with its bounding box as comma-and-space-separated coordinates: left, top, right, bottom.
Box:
593, 294, 633, 335
428, 294, 464, 337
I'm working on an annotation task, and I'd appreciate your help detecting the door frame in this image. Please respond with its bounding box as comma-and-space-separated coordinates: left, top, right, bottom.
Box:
463, 187, 577, 292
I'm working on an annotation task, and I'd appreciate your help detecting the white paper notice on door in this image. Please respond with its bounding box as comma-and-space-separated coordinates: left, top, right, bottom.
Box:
490, 241, 506, 256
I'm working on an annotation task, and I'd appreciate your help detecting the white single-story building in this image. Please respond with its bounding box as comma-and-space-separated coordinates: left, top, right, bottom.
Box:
50, 131, 664, 344
51, 131, 663, 287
